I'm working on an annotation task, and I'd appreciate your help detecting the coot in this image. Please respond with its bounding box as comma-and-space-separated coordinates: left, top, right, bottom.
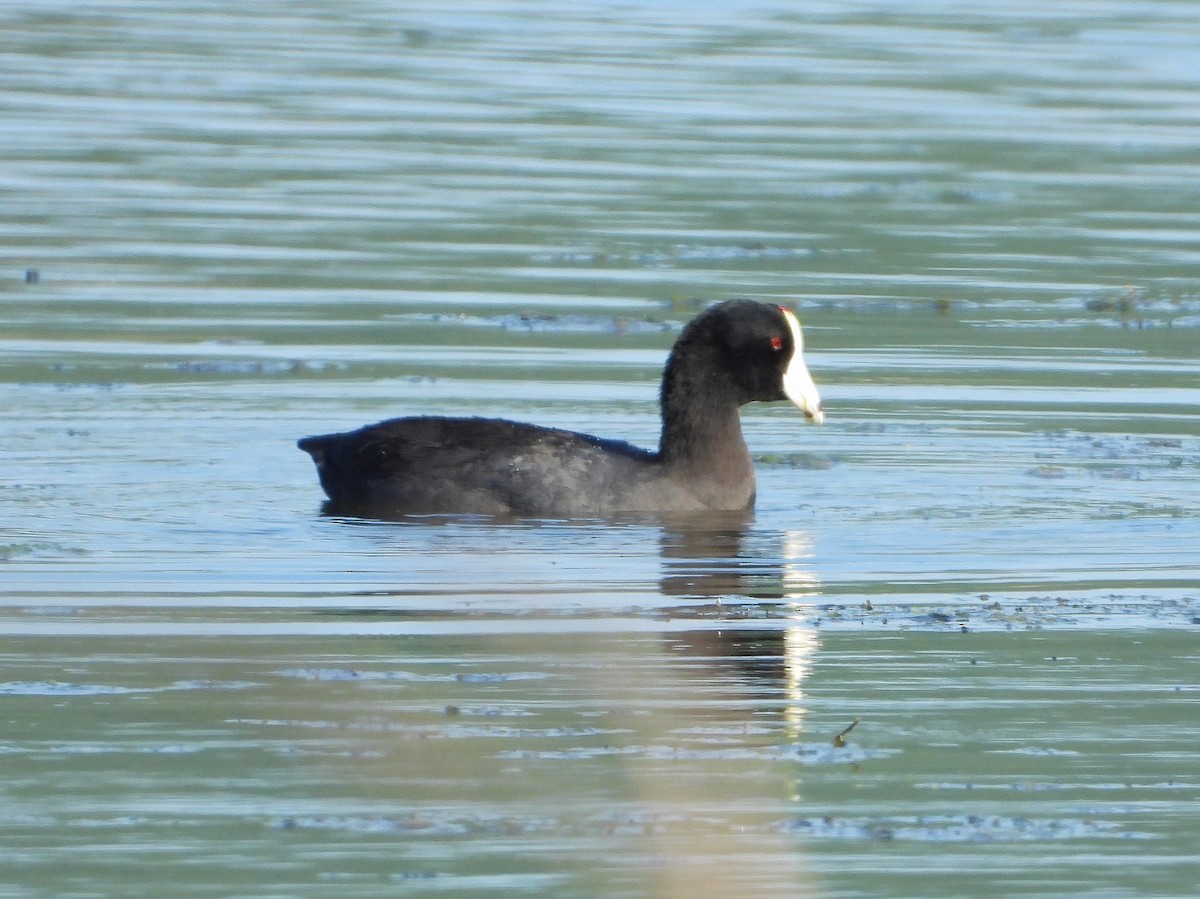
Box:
298, 299, 823, 517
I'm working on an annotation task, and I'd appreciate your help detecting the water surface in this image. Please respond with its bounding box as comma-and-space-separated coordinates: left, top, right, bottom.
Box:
2, 2, 1198, 896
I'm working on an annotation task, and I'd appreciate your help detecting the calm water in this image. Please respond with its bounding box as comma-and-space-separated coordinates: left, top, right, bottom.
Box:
2, 2, 1199, 896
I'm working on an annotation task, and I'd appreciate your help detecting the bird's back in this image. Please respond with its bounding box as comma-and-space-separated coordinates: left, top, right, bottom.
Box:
298, 416, 658, 517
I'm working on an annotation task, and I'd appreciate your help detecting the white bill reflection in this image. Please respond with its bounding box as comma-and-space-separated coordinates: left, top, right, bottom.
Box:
780, 529, 821, 741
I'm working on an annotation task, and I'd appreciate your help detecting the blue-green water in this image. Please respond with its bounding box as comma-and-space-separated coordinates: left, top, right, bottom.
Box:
2, 2, 1198, 896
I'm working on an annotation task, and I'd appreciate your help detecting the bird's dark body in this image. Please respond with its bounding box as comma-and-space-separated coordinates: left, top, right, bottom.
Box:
298, 300, 821, 518
298, 417, 684, 517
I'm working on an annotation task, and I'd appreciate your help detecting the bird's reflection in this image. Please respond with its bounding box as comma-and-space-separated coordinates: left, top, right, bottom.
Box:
312, 509, 824, 895
657, 515, 821, 740
318, 507, 823, 739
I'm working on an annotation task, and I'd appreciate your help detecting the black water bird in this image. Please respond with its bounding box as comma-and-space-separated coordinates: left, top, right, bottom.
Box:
298, 299, 823, 517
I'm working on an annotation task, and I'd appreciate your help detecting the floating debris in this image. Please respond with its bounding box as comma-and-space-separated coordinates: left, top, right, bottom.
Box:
275, 666, 553, 684
831, 719, 860, 748
387, 311, 677, 335
777, 813, 1153, 842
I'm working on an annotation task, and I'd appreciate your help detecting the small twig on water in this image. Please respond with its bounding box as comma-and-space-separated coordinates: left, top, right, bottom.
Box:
832, 718, 861, 747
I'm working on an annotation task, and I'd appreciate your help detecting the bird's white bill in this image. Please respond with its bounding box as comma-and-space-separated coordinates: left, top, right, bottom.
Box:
780, 308, 824, 424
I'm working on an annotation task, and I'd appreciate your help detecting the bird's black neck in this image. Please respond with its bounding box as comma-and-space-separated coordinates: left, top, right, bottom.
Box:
657, 346, 754, 504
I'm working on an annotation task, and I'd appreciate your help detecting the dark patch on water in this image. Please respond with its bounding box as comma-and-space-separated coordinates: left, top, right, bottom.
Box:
274, 667, 554, 683
144, 359, 340, 376
777, 813, 1154, 842
497, 741, 895, 765
797, 594, 1200, 633
389, 311, 678, 335
0, 679, 258, 696
272, 812, 556, 837
917, 779, 1198, 794
0, 542, 88, 561
531, 243, 815, 269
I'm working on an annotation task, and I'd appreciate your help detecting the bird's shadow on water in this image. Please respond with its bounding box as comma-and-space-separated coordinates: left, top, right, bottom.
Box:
311, 505, 821, 692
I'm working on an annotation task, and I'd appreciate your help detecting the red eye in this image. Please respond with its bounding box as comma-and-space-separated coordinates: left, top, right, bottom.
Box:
770, 335, 783, 351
